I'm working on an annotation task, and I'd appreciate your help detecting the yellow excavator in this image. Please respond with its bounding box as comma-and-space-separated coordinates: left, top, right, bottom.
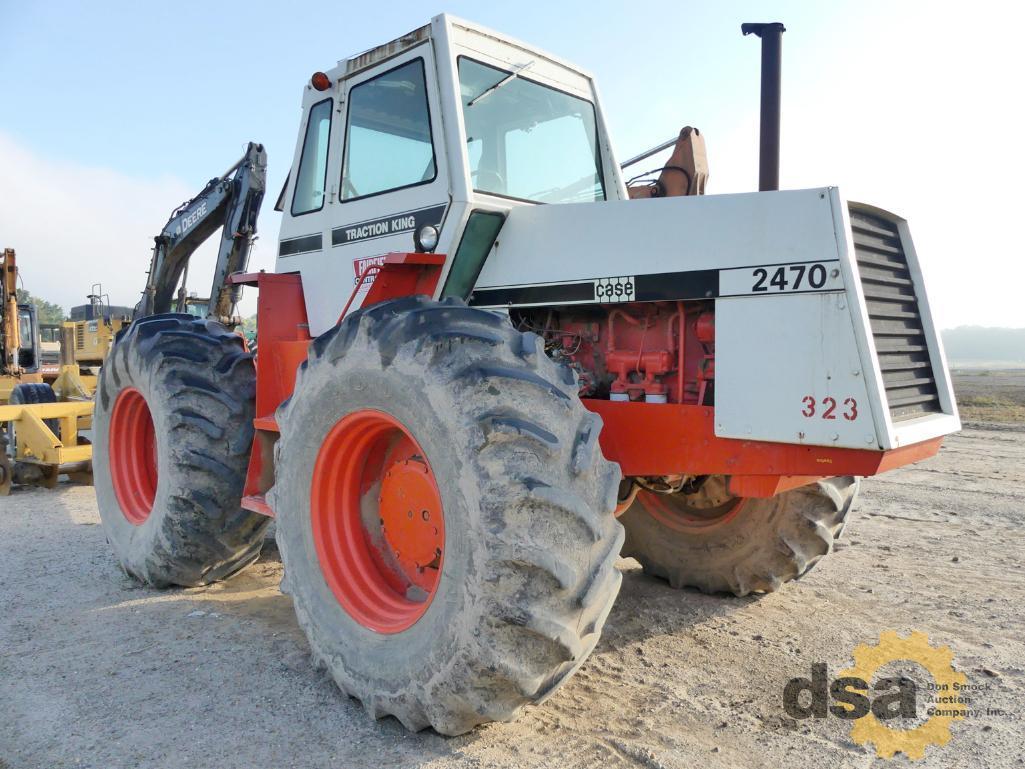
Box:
1, 248, 44, 402
1, 248, 92, 494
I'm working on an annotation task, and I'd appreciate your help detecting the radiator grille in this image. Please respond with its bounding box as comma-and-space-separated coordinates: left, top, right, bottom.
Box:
850, 209, 941, 421
75, 324, 85, 351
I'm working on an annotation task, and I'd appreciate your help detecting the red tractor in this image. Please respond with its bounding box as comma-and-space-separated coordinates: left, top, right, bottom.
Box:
92, 17, 959, 734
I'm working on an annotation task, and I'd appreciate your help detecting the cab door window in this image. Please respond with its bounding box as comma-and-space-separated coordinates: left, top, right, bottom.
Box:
341, 58, 437, 201
291, 98, 333, 215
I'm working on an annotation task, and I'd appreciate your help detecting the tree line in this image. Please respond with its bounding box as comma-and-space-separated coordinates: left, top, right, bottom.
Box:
15, 289, 64, 325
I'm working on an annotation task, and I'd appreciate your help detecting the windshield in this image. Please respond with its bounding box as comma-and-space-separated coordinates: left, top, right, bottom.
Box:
458, 57, 605, 204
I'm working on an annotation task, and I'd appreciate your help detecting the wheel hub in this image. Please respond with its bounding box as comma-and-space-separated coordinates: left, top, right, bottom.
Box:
378, 444, 444, 596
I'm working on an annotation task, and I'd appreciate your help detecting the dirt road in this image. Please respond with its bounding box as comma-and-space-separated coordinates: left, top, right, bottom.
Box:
2, 423, 1022, 768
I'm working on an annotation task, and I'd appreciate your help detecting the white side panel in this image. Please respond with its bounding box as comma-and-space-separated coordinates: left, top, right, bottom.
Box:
475, 188, 841, 287
715, 292, 879, 450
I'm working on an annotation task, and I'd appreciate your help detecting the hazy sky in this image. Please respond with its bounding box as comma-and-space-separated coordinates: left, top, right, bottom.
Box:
1, 0, 1022, 328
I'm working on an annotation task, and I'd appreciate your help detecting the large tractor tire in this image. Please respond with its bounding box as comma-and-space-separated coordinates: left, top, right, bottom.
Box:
272, 296, 624, 735
620, 475, 859, 596
93, 314, 269, 587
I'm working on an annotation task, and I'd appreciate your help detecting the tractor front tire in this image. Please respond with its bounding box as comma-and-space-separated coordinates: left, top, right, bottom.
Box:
621, 475, 859, 596
93, 314, 269, 587
271, 296, 624, 735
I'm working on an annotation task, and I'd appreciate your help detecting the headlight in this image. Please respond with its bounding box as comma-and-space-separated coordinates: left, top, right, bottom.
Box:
414, 224, 439, 253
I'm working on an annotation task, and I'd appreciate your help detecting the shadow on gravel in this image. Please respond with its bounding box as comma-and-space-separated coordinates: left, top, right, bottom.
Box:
597, 560, 759, 653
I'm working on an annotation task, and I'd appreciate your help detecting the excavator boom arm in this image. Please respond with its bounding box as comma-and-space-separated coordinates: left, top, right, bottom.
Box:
139, 142, 266, 323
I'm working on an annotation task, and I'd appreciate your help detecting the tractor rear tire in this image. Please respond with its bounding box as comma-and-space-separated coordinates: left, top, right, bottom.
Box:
271, 296, 624, 735
620, 475, 859, 596
93, 313, 269, 587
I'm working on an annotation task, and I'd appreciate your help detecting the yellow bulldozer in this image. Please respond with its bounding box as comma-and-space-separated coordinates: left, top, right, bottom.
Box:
52, 286, 132, 399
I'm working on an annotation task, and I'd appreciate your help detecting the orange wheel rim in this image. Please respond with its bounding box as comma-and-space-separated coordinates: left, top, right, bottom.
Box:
640, 489, 745, 533
109, 388, 158, 525
311, 409, 445, 633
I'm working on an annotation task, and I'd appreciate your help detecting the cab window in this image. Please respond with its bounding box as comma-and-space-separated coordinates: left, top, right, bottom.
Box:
18, 311, 32, 350
17, 307, 37, 370
341, 58, 436, 201
291, 98, 333, 216
459, 57, 605, 204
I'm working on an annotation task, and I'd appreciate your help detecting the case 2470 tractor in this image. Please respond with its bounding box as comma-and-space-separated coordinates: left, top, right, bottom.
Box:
91, 16, 960, 734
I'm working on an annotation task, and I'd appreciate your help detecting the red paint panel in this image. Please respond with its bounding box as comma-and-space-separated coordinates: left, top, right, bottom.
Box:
584, 400, 943, 478
727, 474, 823, 498
360, 254, 445, 303
340, 252, 446, 324
240, 493, 274, 517
240, 273, 311, 505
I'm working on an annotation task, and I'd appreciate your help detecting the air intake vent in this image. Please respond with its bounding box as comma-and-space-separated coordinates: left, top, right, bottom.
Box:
75, 324, 85, 351
850, 209, 941, 421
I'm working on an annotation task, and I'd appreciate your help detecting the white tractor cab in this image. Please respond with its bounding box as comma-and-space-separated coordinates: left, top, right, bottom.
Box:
276, 14, 624, 335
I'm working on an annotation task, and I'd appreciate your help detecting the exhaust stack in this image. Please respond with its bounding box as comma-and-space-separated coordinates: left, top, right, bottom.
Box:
742, 22, 786, 192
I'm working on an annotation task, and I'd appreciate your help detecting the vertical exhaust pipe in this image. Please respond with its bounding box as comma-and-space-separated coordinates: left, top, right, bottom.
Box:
742, 22, 786, 191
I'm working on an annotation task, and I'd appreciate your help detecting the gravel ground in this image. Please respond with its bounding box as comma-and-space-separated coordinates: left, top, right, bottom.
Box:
1, 423, 1022, 768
